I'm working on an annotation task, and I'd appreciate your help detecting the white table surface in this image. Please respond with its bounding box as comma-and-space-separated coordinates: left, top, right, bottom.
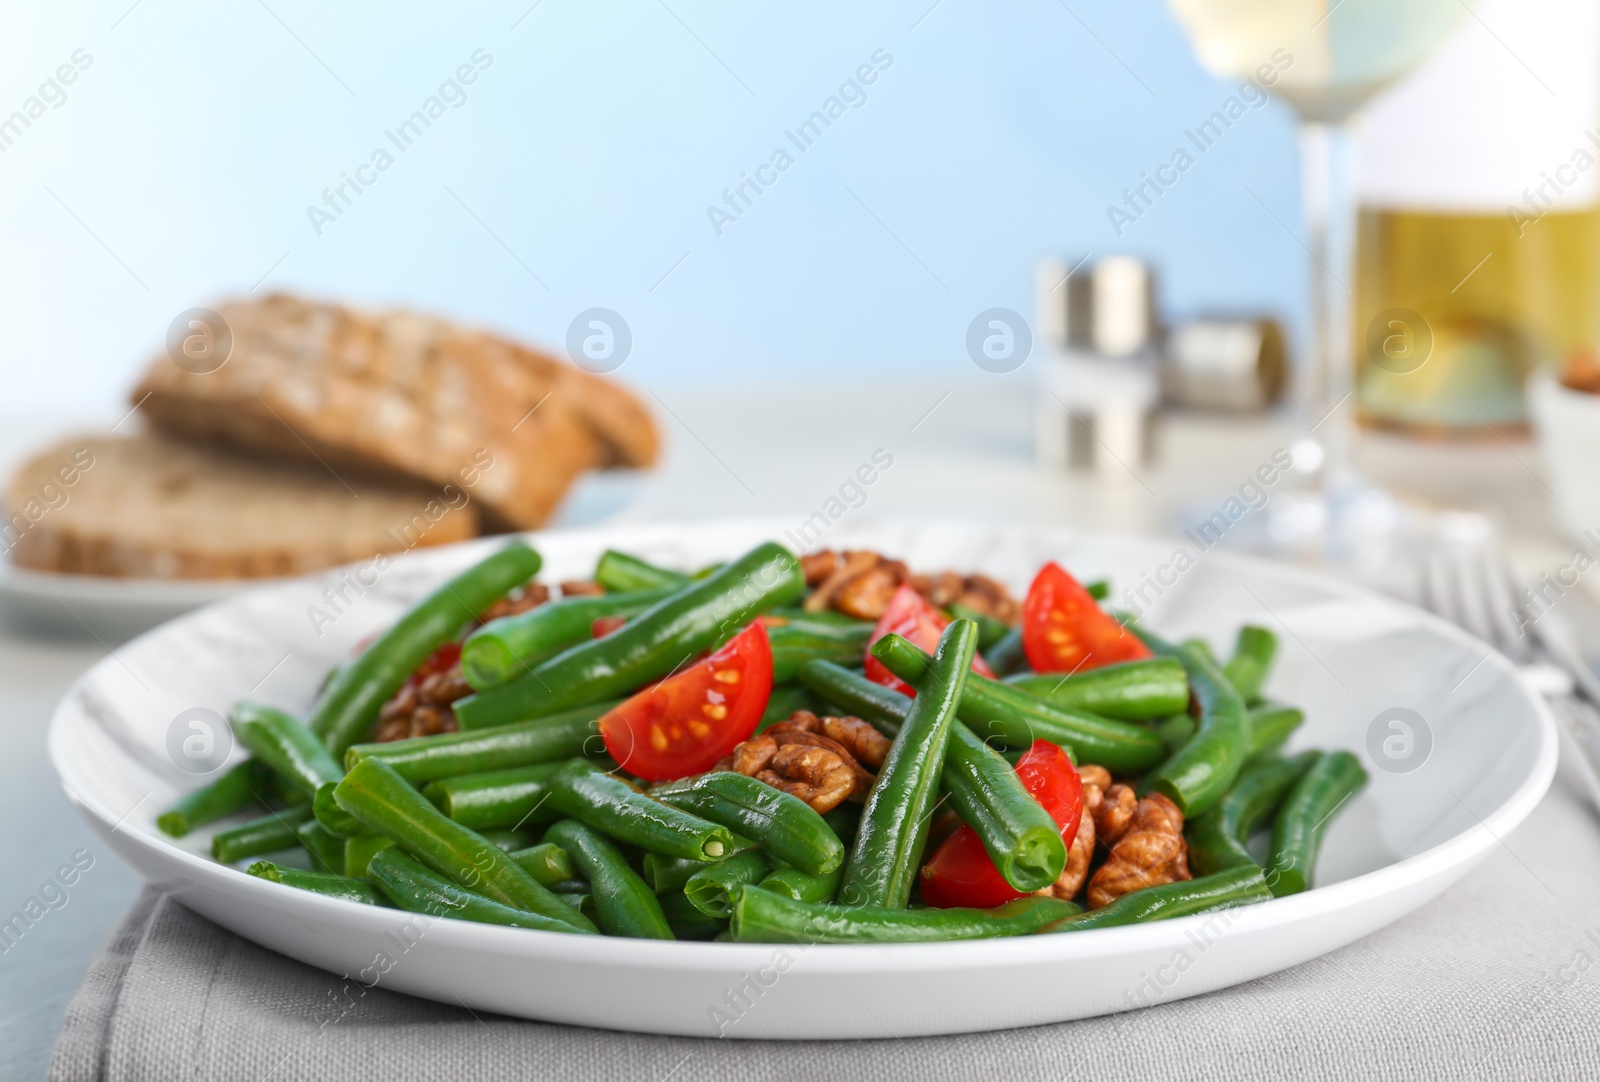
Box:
0, 379, 1591, 1079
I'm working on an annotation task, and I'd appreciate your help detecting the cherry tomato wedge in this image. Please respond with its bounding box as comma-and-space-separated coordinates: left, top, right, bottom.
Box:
864, 584, 995, 696
591, 614, 629, 638
410, 641, 462, 685
919, 740, 1083, 909
1021, 561, 1151, 674
597, 621, 773, 781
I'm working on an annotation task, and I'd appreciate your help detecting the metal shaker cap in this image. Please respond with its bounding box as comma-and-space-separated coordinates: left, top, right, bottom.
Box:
1166, 319, 1287, 411
1037, 256, 1158, 357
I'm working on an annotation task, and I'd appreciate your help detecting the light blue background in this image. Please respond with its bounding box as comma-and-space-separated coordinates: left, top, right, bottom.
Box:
0, 0, 1303, 413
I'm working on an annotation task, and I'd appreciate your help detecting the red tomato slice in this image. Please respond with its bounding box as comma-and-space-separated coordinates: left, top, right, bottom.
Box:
864, 584, 996, 696
409, 641, 462, 686
597, 621, 773, 781
591, 614, 629, 638
1021, 561, 1151, 674
920, 740, 1083, 909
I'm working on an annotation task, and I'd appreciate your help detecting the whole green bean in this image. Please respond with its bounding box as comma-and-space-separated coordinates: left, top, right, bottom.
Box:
544, 819, 673, 939
346, 700, 618, 778
547, 762, 734, 861
507, 842, 576, 886
366, 847, 592, 934
1128, 626, 1250, 818
1266, 751, 1367, 897
1247, 703, 1305, 759
869, 635, 1168, 773
683, 850, 773, 918
422, 762, 568, 831
946, 604, 1013, 651
157, 760, 267, 837
1042, 867, 1272, 932
1004, 658, 1190, 721
311, 541, 542, 755
652, 771, 844, 875
841, 620, 977, 909
731, 887, 1081, 943
796, 659, 1066, 892
1187, 751, 1320, 875
1152, 713, 1197, 753
230, 702, 342, 798
768, 623, 874, 683
247, 861, 387, 905
212, 806, 312, 864
1222, 626, 1278, 703
461, 589, 676, 690
658, 890, 725, 940
344, 834, 396, 878
333, 757, 593, 930
594, 550, 691, 593
312, 783, 361, 838
557, 891, 599, 923
758, 862, 843, 904
983, 625, 1027, 677
296, 819, 345, 874
757, 684, 821, 732
453, 542, 803, 729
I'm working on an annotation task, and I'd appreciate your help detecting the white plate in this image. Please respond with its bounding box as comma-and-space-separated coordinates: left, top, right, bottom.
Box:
48, 519, 1557, 1039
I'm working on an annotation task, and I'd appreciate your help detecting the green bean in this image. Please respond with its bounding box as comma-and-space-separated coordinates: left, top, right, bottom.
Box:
1085, 579, 1110, 601
157, 760, 268, 837
312, 783, 361, 838
841, 619, 977, 909
422, 762, 568, 831
983, 626, 1027, 677
1042, 867, 1272, 932
643, 853, 707, 895
296, 819, 345, 874
683, 850, 773, 918
652, 771, 844, 875
544, 819, 673, 939
946, 604, 1013, 651
768, 623, 874, 683
366, 847, 592, 934
658, 891, 725, 940
1265, 751, 1367, 897
247, 861, 386, 905
460, 589, 676, 690
757, 684, 821, 732
1222, 626, 1278, 703
1004, 658, 1190, 721
731, 887, 1080, 943
1247, 703, 1305, 759
547, 762, 734, 861
594, 550, 690, 593
557, 891, 598, 923
343, 834, 395, 878
1153, 713, 1197, 753
311, 541, 542, 755
507, 842, 576, 887
869, 634, 1168, 773
230, 701, 342, 798
1187, 751, 1320, 875
333, 758, 593, 930
821, 804, 861, 845
478, 829, 535, 853
346, 700, 617, 776
211, 807, 313, 864
758, 862, 842, 904
796, 659, 1066, 892
453, 543, 804, 729
1128, 626, 1249, 818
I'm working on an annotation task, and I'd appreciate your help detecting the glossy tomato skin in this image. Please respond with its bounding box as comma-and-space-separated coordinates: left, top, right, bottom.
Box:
597, 621, 773, 781
864, 584, 996, 696
919, 740, 1082, 909
1021, 561, 1151, 674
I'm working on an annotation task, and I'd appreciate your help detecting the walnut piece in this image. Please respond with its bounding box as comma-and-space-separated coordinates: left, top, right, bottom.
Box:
799, 548, 1021, 623
559, 579, 606, 597
1090, 783, 1138, 849
1037, 804, 1095, 901
479, 583, 550, 623
757, 744, 856, 813
819, 715, 891, 770
1087, 791, 1192, 909
374, 665, 470, 742
715, 711, 881, 811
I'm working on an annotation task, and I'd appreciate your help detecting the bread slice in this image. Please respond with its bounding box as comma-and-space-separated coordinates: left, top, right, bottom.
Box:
131, 295, 659, 529
5, 434, 479, 579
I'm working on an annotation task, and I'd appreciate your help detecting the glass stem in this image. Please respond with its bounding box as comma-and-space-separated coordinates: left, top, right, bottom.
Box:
1299, 120, 1358, 488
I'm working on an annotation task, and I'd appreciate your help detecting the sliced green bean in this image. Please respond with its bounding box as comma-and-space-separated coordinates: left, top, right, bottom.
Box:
946, 604, 1013, 651
366, 847, 592, 933
544, 819, 672, 939
1153, 713, 1197, 753
842, 620, 977, 909
507, 842, 576, 887
296, 819, 345, 875
157, 760, 267, 837
1222, 626, 1278, 703
1042, 867, 1271, 931
247, 861, 386, 905
731, 887, 1080, 943
1187, 751, 1320, 876
757, 684, 821, 732
1128, 626, 1249, 818
593, 550, 690, 593
422, 762, 567, 831
1247, 703, 1305, 759
333, 758, 593, 930
683, 850, 773, 918
983, 625, 1027, 677
462, 589, 678, 690
311, 541, 542, 755
557, 890, 598, 923
768, 623, 874, 683
211, 806, 312, 864
230, 701, 342, 798
346, 700, 618, 778
658, 890, 725, 940
344, 834, 395, 878
1004, 658, 1190, 721
547, 762, 734, 862
1266, 751, 1367, 897
653, 771, 844, 875
758, 862, 842, 904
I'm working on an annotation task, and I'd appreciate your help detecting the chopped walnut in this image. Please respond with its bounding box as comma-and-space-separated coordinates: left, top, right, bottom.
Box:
1087, 791, 1191, 909
819, 715, 891, 770
757, 744, 857, 813
715, 710, 880, 811
479, 583, 550, 623
763, 714, 874, 791
560, 579, 606, 598
1037, 804, 1095, 901
1089, 783, 1138, 849
374, 668, 470, 742
799, 548, 1021, 624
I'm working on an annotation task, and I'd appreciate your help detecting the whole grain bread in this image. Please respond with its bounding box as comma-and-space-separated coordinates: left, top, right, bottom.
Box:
5, 434, 478, 579
132, 295, 659, 529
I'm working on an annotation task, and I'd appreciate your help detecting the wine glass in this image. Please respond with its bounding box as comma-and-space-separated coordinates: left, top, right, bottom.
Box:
1167, 0, 1467, 561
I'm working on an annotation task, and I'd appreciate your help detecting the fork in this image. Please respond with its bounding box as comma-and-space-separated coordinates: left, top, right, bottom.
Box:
1415, 530, 1600, 813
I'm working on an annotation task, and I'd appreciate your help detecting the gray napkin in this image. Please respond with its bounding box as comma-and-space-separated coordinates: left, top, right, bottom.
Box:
50, 768, 1600, 1082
